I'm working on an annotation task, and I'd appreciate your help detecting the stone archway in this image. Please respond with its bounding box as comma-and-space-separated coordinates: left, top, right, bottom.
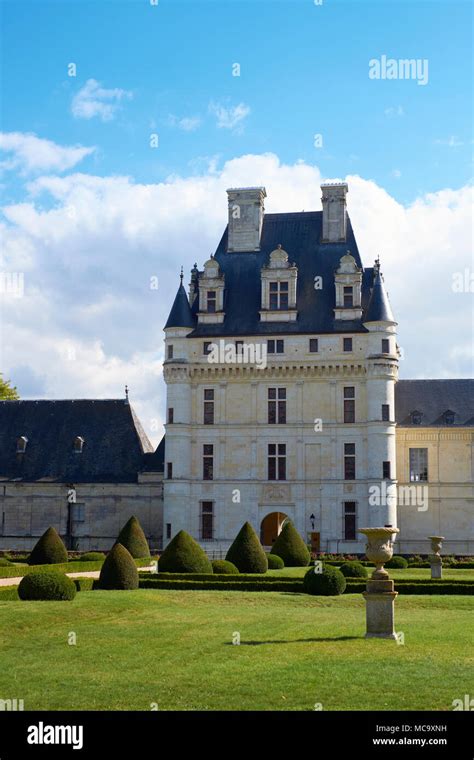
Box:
260, 512, 289, 547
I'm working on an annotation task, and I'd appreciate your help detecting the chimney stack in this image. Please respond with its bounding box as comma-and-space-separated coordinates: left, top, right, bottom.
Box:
226, 187, 266, 252
321, 182, 348, 242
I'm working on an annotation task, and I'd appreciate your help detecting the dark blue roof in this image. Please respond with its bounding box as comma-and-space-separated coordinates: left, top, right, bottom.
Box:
0, 400, 154, 483
164, 283, 194, 329
186, 211, 376, 337
395, 380, 474, 426
364, 270, 395, 323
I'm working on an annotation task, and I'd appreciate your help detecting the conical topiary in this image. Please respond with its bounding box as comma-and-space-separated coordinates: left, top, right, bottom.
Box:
270, 521, 310, 567
158, 530, 212, 573
115, 516, 150, 558
28, 527, 68, 566
97, 543, 139, 590
225, 522, 268, 574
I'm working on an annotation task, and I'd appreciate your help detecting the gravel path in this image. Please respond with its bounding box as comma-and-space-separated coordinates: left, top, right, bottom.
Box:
0, 566, 156, 588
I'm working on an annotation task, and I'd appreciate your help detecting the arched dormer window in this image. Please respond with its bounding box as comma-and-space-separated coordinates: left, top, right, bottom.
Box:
74, 436, 85, 453
334, 252, 362, 320
411, 410, 422, 426
260, 245, 298, 322
16, 436, 28, 454
197, 256, 225, 324
444, 410, 455, 426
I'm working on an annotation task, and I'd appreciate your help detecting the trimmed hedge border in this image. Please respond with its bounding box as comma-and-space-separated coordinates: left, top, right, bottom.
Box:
0, 556, 154, 579
139, 572, 298, 583
139, 579, 303, 592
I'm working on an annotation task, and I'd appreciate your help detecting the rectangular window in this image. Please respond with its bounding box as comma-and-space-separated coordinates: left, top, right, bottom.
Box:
167, 462, 173, 479
343, 386, 355, 423
201, 501, 214, 540
71, 503, 85, 522
166, 523, 171, 540
168, 408, 174, 424
203, 342, 213, 356
207, 290, 216, 313
381, 404, 389, 422
309, 338, 319, 353
269, 281, 289, 310
167, 344, 174, 360
382, 338, 390, 353
267, 339, 284, 354
343, 286, 353, 308
268, 443, 286, 481
235, 340, 244, 355
204, 389, 214, 425
203, 444, 214, 480
344, 502, 356, 540
344, 443, 356, 480
343, 337, 353, 352
409, 448, 428, 482
268, 388, 286, 424
383, 461, 391, 480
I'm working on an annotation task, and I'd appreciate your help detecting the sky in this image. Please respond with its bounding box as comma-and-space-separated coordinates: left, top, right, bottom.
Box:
0, 0, 472, 444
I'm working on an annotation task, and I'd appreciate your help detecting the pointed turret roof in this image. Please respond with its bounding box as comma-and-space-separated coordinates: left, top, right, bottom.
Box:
164, 278, 195, 329
364, 266, 395, 324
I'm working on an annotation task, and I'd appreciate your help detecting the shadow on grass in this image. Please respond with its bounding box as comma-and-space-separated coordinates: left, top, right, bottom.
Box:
225, 636, 361, 645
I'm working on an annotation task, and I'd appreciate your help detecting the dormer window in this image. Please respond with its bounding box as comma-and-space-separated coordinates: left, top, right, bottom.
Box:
197, 257, 225, 324
444, 410, 455, 425
74, 436, 85, 453
343, 286, 353, 308
269, 281, 289, 310
411, 411, 422, 425
16, 436, 28, 454
206, 290, 217, 313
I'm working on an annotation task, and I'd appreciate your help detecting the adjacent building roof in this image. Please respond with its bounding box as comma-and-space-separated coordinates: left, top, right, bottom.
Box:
164, 282, 195, 329
0, 399, 157, 483
174, 210, 385, 337
395, 380, 474, 426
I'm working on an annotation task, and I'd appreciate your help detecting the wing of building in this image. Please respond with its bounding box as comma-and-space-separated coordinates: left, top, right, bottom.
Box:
162, 184, 474, 555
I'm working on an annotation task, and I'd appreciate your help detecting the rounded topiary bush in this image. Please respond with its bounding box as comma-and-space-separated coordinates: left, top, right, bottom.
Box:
115, 516, 150, 559
303, 564, 346, 596
339, 560, 368, 578
159, 530, 212, 573
266, 553, 284, 569
211, 559, 239, 574
18, 569, 76, 601
385, 555, 408, 569
77, 552, 106, 562
28, 527, 68, 565
97, 543, 138, 590
270, 521, 310, 567
226, 522, 268, 574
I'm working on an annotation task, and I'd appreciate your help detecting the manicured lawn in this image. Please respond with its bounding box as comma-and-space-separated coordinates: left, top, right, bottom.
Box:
0, 590, 472, 711
268, 566, 474, 580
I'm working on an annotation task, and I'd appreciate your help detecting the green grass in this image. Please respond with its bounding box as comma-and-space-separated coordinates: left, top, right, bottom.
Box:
0, 556, 155, 579
268, 566, 474, 580
0, 589, 472, 711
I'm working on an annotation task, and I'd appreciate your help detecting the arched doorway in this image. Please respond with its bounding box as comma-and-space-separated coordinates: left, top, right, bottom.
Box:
260, 512, 289, 547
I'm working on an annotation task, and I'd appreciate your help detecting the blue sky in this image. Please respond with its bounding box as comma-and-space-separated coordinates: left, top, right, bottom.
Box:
0, 0, 472, 440
2, 0, 472, 203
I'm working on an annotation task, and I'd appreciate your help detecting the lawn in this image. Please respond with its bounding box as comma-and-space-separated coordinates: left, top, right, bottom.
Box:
0, 589, 472, 711
268, 566, 474, 580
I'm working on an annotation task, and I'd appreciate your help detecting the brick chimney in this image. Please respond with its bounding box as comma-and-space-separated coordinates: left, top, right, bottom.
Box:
226, 187, 266, 252
321, 182, 348, 243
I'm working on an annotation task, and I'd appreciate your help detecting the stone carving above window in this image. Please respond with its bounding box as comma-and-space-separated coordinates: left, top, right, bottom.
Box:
260, 245, 298, 322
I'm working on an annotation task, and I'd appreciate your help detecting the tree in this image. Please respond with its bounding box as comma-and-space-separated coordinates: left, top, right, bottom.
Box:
0, 374, 19, 400
225, 522, 268, 574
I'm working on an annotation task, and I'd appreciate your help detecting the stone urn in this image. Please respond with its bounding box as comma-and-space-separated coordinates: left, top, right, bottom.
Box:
359, 526, 400, 580
428, 536, 444, 557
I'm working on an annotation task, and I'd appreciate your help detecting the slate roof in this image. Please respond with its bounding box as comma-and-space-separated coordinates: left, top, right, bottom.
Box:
164, 283, 195, 329
0, 399, 157, 483
395, 380, 474, 426
142, 435, 165, 472
170, 210, 388, 338
365, 270, 395, 323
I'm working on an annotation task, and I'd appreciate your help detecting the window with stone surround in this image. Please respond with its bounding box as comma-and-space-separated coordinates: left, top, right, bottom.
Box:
167, 462, 173, 479
269, 281, 289, 310
167, 344, 174, 360
382, 404, 390, 422
268, 388, 286, 424
168, 408, 174, 424
409, 448, 428, 482
203, 444, 214, 480
383, 460, 391, 480
204, 389, 214, 425
206, 290, 216, 313
343, 337, 353, 352
200, 501, 214, 540
267, 339, 284, 354
343, 386, 355, 423
344, 501, 357, 540
382, 338, 390, 353
166, 523, 171, 540
309, 338, 319, 353
71, 503, 85, 522
343, 286, 354, 307
268, 444, 286, 480
344, 443, 356, 480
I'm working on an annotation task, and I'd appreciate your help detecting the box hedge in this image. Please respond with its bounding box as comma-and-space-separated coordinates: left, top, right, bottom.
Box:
226, 522, 268, 574
97, 543, 139, 590
115, 516, 150, 559
18, 569, 77, 601
270, 522, 310, 567
159, 530, 213, 573
28, 527, 68, 566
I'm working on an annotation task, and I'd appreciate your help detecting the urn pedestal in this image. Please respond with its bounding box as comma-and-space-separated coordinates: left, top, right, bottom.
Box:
428, 536, 444, 580
359, 527, 400, 640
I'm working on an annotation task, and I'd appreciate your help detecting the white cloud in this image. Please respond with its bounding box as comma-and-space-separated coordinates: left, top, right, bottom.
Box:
391, 169, 402, 178
0, 132, 95, 175
384, 105, 404, 118
71, 79, 133, 121
434, 136, 464, 147
209, 101, 250, 132
167, 114, 202, 132
1, 153, 471, 444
